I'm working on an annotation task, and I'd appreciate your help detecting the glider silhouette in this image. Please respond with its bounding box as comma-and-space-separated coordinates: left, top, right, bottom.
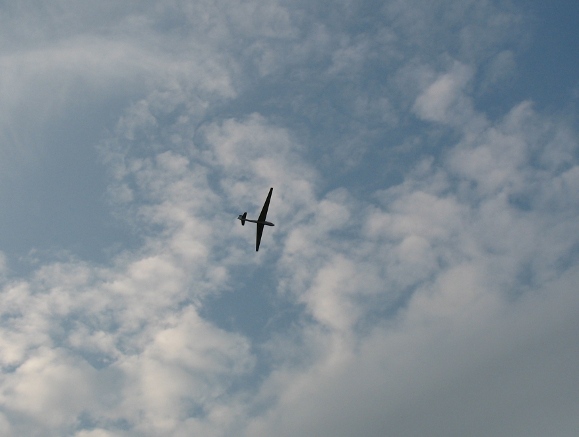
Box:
238, 187, 274, 251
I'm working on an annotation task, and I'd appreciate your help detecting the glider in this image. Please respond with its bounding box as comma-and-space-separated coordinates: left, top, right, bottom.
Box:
238, 187, 274, 251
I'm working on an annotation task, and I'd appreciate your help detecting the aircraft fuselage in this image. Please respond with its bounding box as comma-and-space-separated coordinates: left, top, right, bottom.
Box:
240, 218, 274, 226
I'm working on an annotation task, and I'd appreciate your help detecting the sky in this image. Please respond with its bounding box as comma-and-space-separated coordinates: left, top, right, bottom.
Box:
0, 0, 578, 436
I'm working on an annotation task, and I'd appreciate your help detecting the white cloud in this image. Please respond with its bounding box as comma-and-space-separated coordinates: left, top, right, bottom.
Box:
413, 61, 474, 123
241, 47, 578, 437
1, 0, 579, 436
1, 348, 98, 427
0, 250, 255, 435
245, 266, 579, 437
114, 307, 253, 435
242, 104, 579, 436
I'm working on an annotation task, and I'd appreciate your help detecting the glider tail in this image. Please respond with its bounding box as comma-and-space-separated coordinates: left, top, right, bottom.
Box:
238, 212, 247, 225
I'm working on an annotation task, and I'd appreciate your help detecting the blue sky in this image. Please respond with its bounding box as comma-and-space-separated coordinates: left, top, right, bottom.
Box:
1, 1, 578, 436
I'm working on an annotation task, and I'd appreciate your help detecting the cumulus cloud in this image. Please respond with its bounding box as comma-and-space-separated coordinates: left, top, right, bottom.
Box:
1, 0, 579, 436
243, 94, 579, 437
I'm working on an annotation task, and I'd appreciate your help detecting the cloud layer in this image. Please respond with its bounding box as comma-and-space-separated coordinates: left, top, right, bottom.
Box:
1, 0, 578, 436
